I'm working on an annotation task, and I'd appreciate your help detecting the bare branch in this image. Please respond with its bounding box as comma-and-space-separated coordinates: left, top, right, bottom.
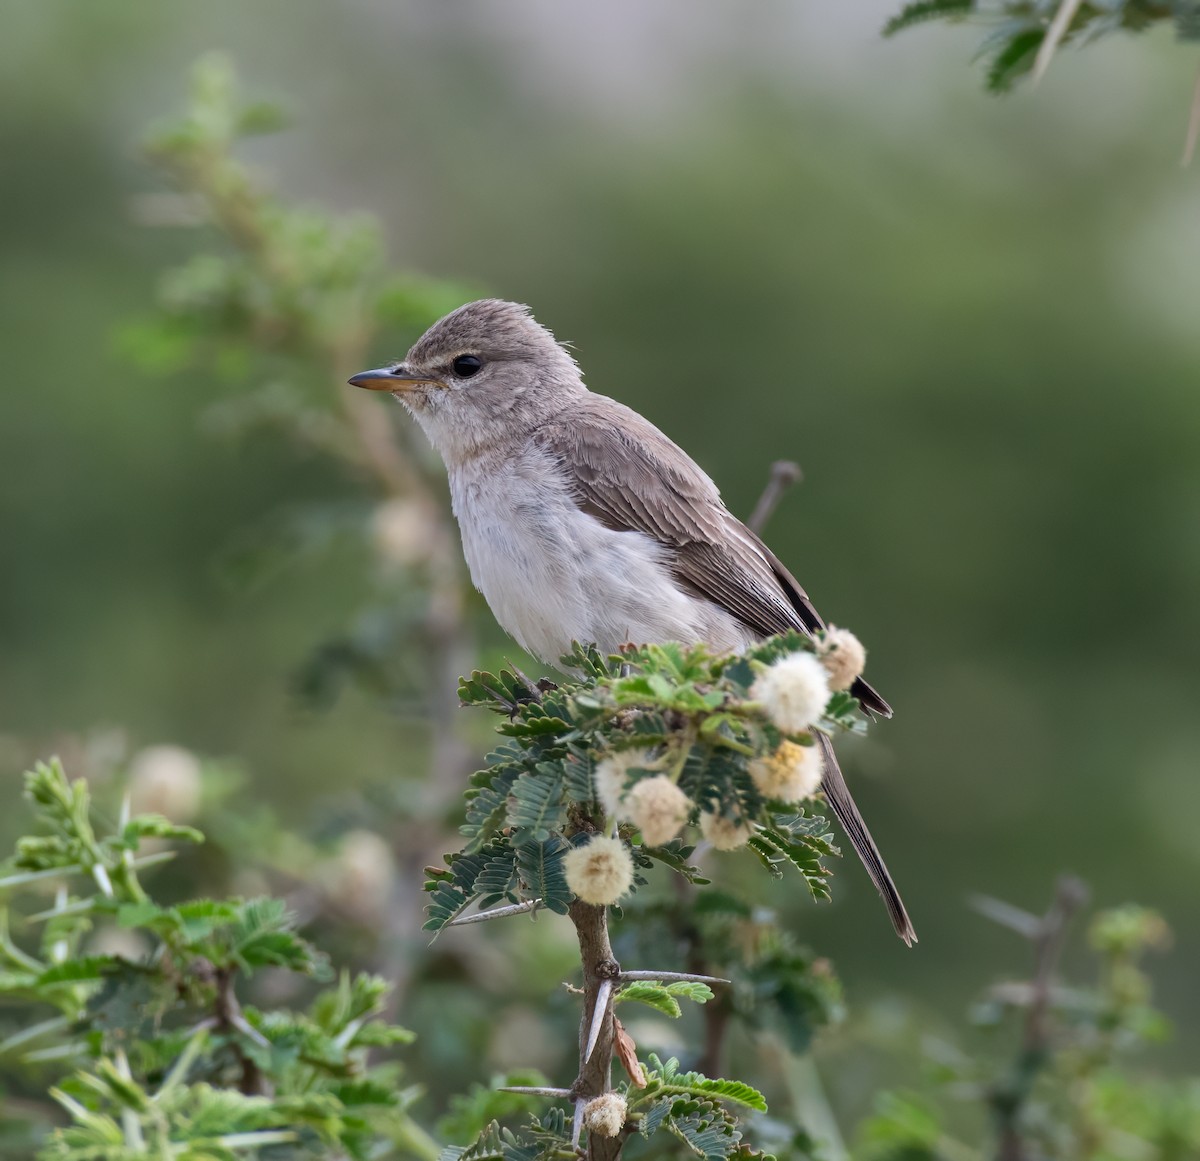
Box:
568, 901, 624, 1161
989, 875, 1090, 1161
747, 460, 802, 535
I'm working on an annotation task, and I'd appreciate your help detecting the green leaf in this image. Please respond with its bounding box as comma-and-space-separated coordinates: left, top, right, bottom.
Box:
667, 1104, 744, 1161
664, 981, 715, 1005
618, 983, 683, 1019
506, 769, 565, 845
642, 1054, 768, 1112
618, 980, 714, 1018
121, 815, 204, 847
882, 0, 972, 37
36, 956, 122, 986
986, 28, 1043, 93
516, 838, 571, 915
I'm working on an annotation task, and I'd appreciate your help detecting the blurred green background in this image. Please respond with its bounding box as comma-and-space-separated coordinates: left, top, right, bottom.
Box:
2, 0, 1198, 1133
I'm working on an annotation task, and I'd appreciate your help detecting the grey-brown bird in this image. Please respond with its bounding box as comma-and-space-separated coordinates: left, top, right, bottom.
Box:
350, 299, 915, 945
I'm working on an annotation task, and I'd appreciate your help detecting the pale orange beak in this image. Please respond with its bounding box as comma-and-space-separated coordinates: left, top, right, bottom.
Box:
347, 366, 440, 392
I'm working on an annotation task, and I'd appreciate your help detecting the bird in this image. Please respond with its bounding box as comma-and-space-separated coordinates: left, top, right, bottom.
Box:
350, 299, 915, 945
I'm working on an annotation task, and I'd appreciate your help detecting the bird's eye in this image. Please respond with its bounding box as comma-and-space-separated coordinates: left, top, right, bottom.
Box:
451, 354, 483, 378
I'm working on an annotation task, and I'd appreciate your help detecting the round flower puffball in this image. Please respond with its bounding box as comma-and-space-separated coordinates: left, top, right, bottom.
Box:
592, 749, 654, 819
749, 739, 824, 803
583, 1092, 628, 1138
563, 836, 635, 905
625, 775, 692, 846
699, 811, 754, 851
128, 745, 203, 823
817, 625, 867, 692
750, 651, 831, 733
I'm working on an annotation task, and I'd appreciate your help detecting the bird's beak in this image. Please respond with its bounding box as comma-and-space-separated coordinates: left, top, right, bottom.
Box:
347, 366, 439, 393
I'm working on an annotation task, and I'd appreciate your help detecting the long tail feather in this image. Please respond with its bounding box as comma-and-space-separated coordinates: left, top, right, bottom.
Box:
815, 732, 916, 946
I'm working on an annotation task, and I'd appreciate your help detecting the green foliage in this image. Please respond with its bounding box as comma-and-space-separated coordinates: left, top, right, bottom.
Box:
122, 52, 477, 708
637, 1054, 768, 1113
883, 0, 1193, 94
616, 980, 715, 1020
432, 638, 866, 931
447, 1056, 767, 1161
0, 762, 426, 1161
859, 896, 1200, 1160
436, 1072, 554, 1145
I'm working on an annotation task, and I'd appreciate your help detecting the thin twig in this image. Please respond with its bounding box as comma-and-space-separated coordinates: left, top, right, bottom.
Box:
444, 899, 541, 927
213, 967, 269, 1096
568, 901, 623, 1160
1183, 65, 1200, 167
747, 461, 802, 535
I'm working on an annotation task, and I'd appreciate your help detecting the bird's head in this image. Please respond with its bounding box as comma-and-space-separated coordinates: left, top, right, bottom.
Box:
349, 299, 584, 463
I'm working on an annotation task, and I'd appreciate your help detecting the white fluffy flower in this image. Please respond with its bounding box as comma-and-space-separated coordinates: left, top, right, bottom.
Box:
564, 836, 635, 905
817, 625, 867, 692
327, 829, 395, 917
592, 749, 654, 818
370, 497, 434, 569
128, 745, 203, 822
625, 776, 692, 846
750, 651, 831, 733
699, 811, 754, 851
583, 1092, 628, 1138
748, 739, 824, 803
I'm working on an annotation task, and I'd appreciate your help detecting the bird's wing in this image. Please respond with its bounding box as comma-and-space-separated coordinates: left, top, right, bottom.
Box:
532, 396, 819, 639
533, 396, 892, 718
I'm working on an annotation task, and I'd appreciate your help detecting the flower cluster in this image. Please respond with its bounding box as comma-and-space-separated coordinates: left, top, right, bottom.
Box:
593, 752, 693, 848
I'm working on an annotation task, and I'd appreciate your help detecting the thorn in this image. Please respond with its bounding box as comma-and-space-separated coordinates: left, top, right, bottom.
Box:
1031, 0, 1085, 86
91, 863, 114, 898
497, 1086, 572, 1097
969, 894, 1043, 939
444, 899, 541, 927
571, 1097, 585, 1150
230, 1013, 270, 1049
584, 978, 613, 1064
617, 970, 731, 986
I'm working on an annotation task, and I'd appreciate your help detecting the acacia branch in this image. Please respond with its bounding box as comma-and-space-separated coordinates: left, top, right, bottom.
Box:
989, 875, 1090, 1161
568, 901, 627, 1161
747, 460, 802, 535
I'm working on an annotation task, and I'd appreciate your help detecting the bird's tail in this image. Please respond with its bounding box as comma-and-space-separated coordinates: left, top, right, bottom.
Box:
815, 732, 916, 946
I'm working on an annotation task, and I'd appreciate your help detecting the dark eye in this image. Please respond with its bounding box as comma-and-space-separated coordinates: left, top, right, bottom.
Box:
451, 354, 483, 378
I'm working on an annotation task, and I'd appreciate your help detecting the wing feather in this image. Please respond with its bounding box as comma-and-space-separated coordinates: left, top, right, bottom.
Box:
534, 397, 806, 635
532, 395, 892, 717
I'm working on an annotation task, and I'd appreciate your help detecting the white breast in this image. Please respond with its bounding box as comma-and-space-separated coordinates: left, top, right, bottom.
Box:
447, 450, 753, 665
